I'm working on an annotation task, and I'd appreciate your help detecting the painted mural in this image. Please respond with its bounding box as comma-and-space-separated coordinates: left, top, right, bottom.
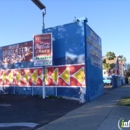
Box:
44, 64, 85, 87
0, 64, 85, 87
0, 68, 42, 86
2, 41, 33, 64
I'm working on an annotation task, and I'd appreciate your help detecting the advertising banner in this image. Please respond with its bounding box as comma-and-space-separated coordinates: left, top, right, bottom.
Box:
2, 41, 33, 64
44, 64, 85, 87
33, 33, 52, 66
0, 68, 43, 86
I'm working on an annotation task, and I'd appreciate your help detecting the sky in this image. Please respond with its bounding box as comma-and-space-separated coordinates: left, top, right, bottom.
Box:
0, 0, 130, 63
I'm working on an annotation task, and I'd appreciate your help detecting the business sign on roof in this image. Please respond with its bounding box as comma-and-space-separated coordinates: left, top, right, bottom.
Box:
2, 41, 33, 64
33, 33, 53, 66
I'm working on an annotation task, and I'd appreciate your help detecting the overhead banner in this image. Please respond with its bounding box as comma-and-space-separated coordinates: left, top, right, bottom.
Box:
33, 33, 53, 66
2, 41, 33, 64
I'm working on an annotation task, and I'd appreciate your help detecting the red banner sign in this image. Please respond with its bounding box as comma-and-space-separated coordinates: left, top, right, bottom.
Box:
2, 41, 33, 64
33, 33, 52, 66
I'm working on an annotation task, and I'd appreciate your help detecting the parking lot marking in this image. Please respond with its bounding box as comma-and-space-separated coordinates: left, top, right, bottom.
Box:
0, 123, 39, 128
0, 104, 11, 107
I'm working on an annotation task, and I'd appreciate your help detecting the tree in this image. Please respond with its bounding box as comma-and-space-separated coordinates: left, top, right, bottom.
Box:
104, 63, 111, 71
103, 52, 116, 71
106, 52, 116, 60
103, 59, 106, 64
103, 52, 128, 76
118, 55, 126, 62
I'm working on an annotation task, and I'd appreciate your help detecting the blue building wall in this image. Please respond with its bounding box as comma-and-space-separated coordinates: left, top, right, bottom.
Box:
43, 22, 86, 99
0, 20, 104, 102
44, 22, 85, 65
0, 22, 85, 68
85, 24, 104, 101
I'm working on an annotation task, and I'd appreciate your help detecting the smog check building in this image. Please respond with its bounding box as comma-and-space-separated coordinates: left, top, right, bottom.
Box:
0, 19, 104, 102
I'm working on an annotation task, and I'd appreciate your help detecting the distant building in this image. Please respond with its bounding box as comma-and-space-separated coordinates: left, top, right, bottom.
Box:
102, 57, 120, 77
119, 60, 125, 76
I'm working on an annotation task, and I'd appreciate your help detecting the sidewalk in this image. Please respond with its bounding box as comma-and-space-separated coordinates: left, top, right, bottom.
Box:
37, 85, 130, 130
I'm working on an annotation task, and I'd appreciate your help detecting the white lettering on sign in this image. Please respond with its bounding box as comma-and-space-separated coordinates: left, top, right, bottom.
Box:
35, 43, 50, 50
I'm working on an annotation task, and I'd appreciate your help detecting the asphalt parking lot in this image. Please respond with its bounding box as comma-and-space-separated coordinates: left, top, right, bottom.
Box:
0, 94, 82, 130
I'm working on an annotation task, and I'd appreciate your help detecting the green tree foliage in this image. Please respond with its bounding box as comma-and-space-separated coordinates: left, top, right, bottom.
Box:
106, 52, 116, 60
118, 55, 126, 62
103, 59, 106, 64
103, 52, 116, 71
103, 52, 127, 75
103, 63, 111, 71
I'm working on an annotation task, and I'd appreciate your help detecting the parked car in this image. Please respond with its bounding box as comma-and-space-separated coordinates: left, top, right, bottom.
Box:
103, 76, 112, 86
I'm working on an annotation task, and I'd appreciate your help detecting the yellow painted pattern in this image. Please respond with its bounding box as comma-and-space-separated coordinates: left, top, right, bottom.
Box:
73, 67, 85, 84
30, 70, 38, 84
8, 71, 13, 83
2, 72, 6, 83
0, 68, 43, 86
16, 71, 21, 83
45, 65, 85, 86
23, 70, 29, 83
60, 67, 70, 84
51, 68, 58, 85
0, 66, 85, 86
40, 74, 43, 79
44, 69, 48, 85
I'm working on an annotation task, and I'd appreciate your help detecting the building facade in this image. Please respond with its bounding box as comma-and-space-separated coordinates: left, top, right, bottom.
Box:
0, 19, 103, 102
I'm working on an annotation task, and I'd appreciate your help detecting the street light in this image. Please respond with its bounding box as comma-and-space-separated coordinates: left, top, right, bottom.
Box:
31, 0, 46, 32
